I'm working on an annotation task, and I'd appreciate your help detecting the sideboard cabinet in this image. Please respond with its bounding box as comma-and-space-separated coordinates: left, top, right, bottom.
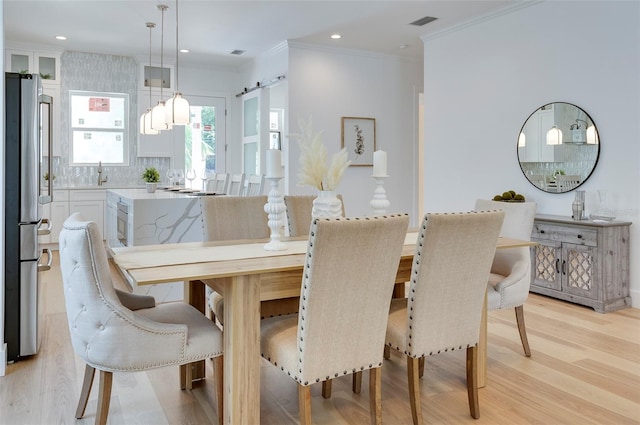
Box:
530, 214, 631, 313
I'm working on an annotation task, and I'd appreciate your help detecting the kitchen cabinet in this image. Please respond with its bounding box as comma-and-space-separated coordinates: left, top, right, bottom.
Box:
5, 49, 61, 84
69, 190, 106, 238
530, 215, 631, 313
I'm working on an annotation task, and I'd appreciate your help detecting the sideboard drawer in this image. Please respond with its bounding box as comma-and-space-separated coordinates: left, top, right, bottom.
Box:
532, 223, 597, 247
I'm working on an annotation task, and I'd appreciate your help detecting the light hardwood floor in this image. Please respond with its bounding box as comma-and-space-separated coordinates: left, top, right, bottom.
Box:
1, 251, 639, 425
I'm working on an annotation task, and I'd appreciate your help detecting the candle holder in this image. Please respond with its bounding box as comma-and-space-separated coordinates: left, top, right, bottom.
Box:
263, 176, 286, 251
370, 175, 390, 215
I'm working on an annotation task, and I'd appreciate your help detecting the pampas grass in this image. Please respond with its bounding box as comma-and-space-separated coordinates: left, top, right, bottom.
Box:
290, 116, 351, 191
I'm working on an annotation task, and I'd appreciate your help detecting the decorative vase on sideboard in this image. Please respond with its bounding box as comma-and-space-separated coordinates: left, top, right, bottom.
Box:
312, 190, 342, 219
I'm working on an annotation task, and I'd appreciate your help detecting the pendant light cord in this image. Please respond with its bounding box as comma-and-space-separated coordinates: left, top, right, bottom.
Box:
147, 22, 154, 109
158, 5, 167, 100
175, 0, 180, 92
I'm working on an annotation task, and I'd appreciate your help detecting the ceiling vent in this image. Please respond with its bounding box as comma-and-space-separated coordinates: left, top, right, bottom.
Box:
409, 16, 438, 26
230, 49, 245, 55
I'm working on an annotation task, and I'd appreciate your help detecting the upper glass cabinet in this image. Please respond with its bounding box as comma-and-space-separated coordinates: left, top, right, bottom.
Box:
5, 49, 61, 83
517, 102, 599, 193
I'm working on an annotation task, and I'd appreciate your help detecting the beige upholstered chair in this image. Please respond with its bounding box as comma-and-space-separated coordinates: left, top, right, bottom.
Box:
200, 196, 299, 323
474, 199, 537, 357
261, 214, 409, 425
385, 211, 504, 424
227, 173, 246, 196
59, 213, 224, 425
245, 174, 265, 196
283, 194, 345, 237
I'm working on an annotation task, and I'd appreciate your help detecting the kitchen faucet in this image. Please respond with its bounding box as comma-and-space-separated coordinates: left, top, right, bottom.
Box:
97, 161, 108, 186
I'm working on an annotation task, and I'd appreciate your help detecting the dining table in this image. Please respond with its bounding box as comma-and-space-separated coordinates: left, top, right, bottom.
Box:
111, 232, 535, 425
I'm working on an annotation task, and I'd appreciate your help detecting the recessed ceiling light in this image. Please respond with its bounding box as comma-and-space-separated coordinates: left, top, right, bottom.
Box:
179, 49, 189, 53
331, 34, 341, 40
399, 44, 409, 49
55, 35, 67, 40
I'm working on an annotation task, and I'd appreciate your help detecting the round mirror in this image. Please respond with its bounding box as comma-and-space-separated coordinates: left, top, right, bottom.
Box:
517, 102, 600, 193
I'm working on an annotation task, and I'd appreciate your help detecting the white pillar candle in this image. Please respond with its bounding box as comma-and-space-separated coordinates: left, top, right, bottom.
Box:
373, 150, 387, 177
266, 149, 283, 178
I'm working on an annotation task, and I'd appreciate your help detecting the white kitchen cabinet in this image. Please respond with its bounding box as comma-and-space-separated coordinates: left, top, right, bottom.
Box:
69, 190, 106, 237
5, 49, 61, 84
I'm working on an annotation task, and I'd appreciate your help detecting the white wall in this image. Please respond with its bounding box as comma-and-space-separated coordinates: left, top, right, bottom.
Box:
287, 43, 423, 221
422, 1, 640, 305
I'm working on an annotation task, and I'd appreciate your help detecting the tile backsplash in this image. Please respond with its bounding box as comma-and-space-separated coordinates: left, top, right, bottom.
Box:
52, 51, 170, 187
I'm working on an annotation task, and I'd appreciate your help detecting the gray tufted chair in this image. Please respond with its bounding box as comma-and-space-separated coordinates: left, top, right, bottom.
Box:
59, 213, 224, 425
385, 211, 504, 424
260, 214, 409, 425
474, 199, 537, 357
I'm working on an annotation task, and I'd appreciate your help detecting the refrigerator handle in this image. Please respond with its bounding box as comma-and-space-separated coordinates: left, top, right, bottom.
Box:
37, 248, 52, 272
39, 94, 53, 204
37, 218, 52, 236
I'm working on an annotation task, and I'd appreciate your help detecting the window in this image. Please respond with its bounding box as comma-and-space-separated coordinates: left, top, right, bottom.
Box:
69, 90, 129, 165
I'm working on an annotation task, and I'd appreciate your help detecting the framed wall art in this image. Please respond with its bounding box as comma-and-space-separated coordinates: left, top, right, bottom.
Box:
341, 117, 376, 166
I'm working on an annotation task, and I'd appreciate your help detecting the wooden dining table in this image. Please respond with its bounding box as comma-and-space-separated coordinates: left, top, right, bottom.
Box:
111, 232, 535, 425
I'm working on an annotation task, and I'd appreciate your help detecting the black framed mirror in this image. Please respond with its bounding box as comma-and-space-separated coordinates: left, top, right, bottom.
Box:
517, 102, 599, 193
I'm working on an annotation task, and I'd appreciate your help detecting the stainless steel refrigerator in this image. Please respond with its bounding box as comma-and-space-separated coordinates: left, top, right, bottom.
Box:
4, 72, 53, 362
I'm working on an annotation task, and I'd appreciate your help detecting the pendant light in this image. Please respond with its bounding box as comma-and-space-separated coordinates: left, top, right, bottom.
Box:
546, 125, 562, 145
151, 4, 171, 131
165, 0, 190, 126
140, 22, 159, 135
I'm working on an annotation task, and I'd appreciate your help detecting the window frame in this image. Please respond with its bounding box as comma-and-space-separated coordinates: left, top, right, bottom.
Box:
69, 89, 130, 166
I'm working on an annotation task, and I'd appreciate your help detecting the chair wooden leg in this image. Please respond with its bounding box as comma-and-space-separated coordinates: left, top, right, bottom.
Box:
180, 364, 187, 390
298, 384, 312, 425
353, 371, 362, 394
213, 355, 224, 425
515, 305, 531, 357
322, 380, 332, 399
95, 370, 113, 425
407, 356, 424, 425
418, 357, 425, 378
75, 364, 96, 419
466, 346, 479, 419
383, 345, 391, 360
369, 368, 382, 425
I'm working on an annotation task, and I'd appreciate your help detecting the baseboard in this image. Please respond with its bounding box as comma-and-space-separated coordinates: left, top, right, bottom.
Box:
630, 289, 640, 309
0, 343, 6, 376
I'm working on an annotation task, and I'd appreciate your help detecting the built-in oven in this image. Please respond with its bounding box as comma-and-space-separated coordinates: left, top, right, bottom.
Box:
116, 201, 129, 247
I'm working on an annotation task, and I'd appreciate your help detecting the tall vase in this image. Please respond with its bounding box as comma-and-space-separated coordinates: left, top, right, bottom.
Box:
312, 190, 343, 219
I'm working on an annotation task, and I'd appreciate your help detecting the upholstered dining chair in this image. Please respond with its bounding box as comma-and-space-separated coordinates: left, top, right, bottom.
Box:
283, 194, 345, 236
200, 196, 299, 324
474, 198, 537, 357
58, 213, 224, 425
385, 210, 504, 424
227, 173, 246, 196
260, 214, 409, 425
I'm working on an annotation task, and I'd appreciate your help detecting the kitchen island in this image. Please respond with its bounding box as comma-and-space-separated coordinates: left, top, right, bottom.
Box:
106, 188, 205, 302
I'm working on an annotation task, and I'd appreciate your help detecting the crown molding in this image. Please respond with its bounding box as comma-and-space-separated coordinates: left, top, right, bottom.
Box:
421, 0, 543, 42
287, 40, 420, 64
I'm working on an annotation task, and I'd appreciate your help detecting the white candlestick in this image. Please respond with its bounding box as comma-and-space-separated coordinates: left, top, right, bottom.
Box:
266, 149, 283, 178
263, 176, 286, 251
373, 150, 387, 177
370, 176, 390, 215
